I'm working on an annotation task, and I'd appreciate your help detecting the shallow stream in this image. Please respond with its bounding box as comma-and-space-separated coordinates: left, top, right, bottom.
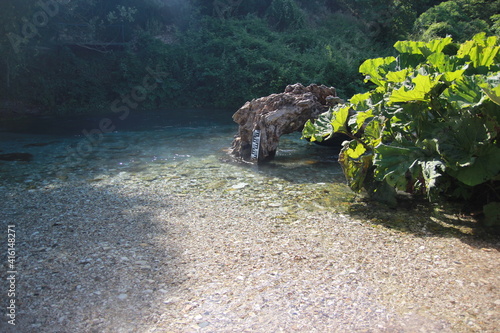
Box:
0, 109, 355, 213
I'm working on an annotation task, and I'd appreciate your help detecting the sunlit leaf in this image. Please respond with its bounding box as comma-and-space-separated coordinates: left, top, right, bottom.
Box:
348, 109, 373, 135
362, 117, 383, 147
350, 92, 373, 110
301, 119, 318, 141
394, 40, 426, 55
359, 57, 397, 87
442, 67, 467, 82
442, 76, 485, 109
425, 37, 454, 55
482, 85, 500, 106
427, 52, 467, 74
389, 73, 443, 103
386, 68, 412, 83
458, 33, 500, 68
394, 37, 453, 58
330, 105, 351, 133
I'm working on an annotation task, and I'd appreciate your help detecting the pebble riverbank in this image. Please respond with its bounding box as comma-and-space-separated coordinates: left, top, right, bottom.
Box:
1, 150, 499, 332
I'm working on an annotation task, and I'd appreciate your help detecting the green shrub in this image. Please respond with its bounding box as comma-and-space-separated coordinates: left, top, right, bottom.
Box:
414, 1, 493, 42
303, 33, 500, 227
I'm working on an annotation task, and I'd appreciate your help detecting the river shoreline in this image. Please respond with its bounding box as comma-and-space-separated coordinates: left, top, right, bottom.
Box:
1, 165, 499, 332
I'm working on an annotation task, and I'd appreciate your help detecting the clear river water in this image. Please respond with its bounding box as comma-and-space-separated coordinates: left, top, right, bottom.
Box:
0, 109, 354, 212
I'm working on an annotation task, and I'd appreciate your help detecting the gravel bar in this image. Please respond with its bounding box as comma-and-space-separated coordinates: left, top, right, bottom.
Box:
1, 166, 499, 332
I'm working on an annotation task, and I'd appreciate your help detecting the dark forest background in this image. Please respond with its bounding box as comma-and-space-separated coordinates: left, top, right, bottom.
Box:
1, 0, 499, 115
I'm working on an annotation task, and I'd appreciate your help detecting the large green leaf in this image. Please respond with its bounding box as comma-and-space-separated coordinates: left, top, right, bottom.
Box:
386, 68, 412, 83
362, 117, 383, 147
442, 67, 468, 82
436, 116, 490, 168
389, 73, 443, 104
482, 85, 500, 106
330, 105, 351, 134
457, 33, 500, 69
348, 109, 373, 135
442, 76, 485, 109
350, 91, 376, 111
394, 37, 453, 58
394, 40, 427, 56
302, 110, 334, 142
373, 143, 427, 191
479, 73, 500, 106
448, 146, 500, 186
427, 52, 467, 74
359, 57, 397, 87
425, 37, 454, 55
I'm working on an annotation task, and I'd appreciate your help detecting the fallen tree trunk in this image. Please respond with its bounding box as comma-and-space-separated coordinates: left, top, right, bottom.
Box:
230, 83, 342, 163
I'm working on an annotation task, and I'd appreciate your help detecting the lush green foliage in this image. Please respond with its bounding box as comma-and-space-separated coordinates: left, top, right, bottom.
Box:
1, 0, 499, 114
0, 1, 386, 112
414, 0, 500, 41
303, 33, 500, 226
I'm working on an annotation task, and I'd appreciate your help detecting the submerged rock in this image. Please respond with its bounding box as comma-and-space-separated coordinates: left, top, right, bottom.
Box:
230, 83, 343, 163
0, 153, 34, 162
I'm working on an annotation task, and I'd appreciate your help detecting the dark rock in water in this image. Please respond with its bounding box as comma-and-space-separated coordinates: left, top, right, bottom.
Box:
0, 153, 34, 162
230, 83, 343, 163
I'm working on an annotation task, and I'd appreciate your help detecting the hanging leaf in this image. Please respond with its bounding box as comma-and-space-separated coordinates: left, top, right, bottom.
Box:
362, 117, 383, 147
338, 140, 373, 192
301, 110, 334, 142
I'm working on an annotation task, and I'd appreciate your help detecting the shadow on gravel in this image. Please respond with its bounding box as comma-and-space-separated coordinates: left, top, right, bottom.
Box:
348, 196, 500, 250
0, 182, 183, 333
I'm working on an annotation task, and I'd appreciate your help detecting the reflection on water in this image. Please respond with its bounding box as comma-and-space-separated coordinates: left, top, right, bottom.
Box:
0, 110, 353, 211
